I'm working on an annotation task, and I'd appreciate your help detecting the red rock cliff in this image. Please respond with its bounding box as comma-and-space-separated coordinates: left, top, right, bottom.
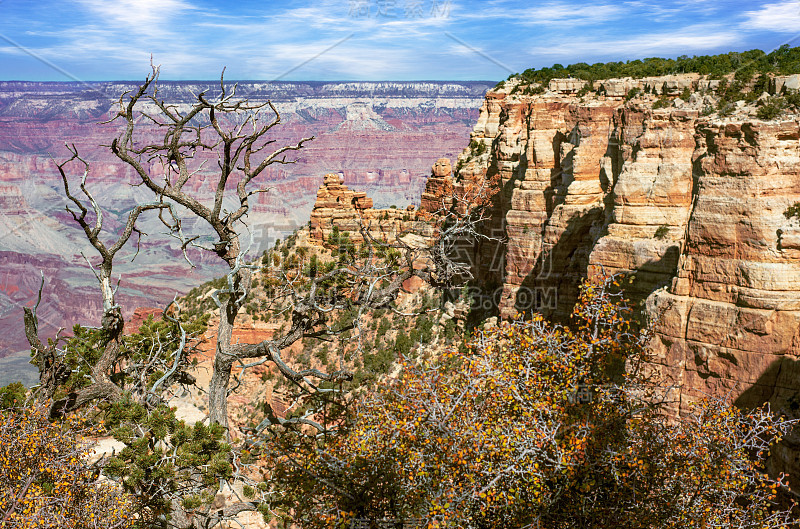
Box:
426, 75, 800, 425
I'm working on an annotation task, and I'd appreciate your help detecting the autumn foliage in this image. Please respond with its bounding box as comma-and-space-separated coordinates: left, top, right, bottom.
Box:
265, 276, 797, 529
0, 401, 135, 528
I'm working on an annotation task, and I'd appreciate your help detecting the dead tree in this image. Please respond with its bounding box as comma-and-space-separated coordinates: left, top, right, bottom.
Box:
24, 144, 189, 416
104, 63, 497, 432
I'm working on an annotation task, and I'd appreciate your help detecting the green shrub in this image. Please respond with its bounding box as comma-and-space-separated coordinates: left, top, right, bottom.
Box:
393, 333, 414, 357
103, 396, 232, 522
0, 382, 27, 408
576, 81, 594, 97
757, 97, 785, 120
717, 101, 736, 116
414, 315, 434, 344
734, 66, 755, 83
468, 139, 487, 158
327, 225, 341, 247
653, 96, 671, 109
654, 225, 670, 239
304, 254, 320, 278
522, 84, 546, 95
443, 319, 458, 341
377, 317, 391, 336
786, 89, 800, 109
752, 74, 770, 95
625, 87, 641, 101
784, 202, 800, 220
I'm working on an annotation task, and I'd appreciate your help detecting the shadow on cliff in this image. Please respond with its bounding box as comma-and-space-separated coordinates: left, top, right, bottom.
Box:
735, 356, 800, 413
734, 356, 800, 492
463, 118, 682, 327
459, 141, 519, 329
511, 125, 614, 321
462, 129, 570, 328
513, 207, 601, 322
514, 224, 682, 325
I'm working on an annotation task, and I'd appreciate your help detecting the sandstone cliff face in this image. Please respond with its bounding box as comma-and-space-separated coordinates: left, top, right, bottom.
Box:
436, 77, 800, 427
647, 119, 800, 412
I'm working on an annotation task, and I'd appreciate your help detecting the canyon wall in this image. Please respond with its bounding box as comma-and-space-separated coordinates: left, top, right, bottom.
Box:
441, 76, 800, 428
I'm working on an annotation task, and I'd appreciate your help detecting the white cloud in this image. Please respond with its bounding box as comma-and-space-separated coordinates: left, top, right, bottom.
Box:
524, 2, 625, 25
461, 1, 625, 26
741, 1, 800, 33
76, 0, 196, 38
529, 24, 740, 59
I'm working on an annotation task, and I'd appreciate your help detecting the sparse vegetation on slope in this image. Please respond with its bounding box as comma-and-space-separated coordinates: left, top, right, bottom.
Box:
0, 401, 136, 528
182, 226, 464, 399
264, 276, 798, 529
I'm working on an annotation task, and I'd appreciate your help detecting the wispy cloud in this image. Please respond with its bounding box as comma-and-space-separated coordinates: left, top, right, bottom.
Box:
75, 0, 197, 37
0, 0, 791, 80
529, 24, 741, 59
741, 0, 800, 33
523, 2, 625, 25
621, 0, 722, 20
458, 1, 624, 25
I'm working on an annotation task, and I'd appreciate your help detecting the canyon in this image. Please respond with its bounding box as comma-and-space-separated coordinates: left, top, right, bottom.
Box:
0, 80, 492, 382
5, 72, 800, 458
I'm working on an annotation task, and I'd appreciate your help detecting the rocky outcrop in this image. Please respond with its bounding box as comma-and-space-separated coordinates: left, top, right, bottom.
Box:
599, 74, 701, 97
430, 74, 800, 427
773, 74, 800, 94
309, 173, 415, 245
545, 76, 701, 97
420, 157, 454, 212
548, 79, 588, 94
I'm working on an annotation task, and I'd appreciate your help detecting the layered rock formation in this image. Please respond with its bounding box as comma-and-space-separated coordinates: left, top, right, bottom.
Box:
309, 173, 415, 245
420, 157, 454, 212
647, 119, 800, 413
433, 74, 800, 428
544, 74, 715, 98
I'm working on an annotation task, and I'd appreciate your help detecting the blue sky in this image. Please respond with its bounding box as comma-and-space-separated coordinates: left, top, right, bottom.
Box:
1, 0, 799, 81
